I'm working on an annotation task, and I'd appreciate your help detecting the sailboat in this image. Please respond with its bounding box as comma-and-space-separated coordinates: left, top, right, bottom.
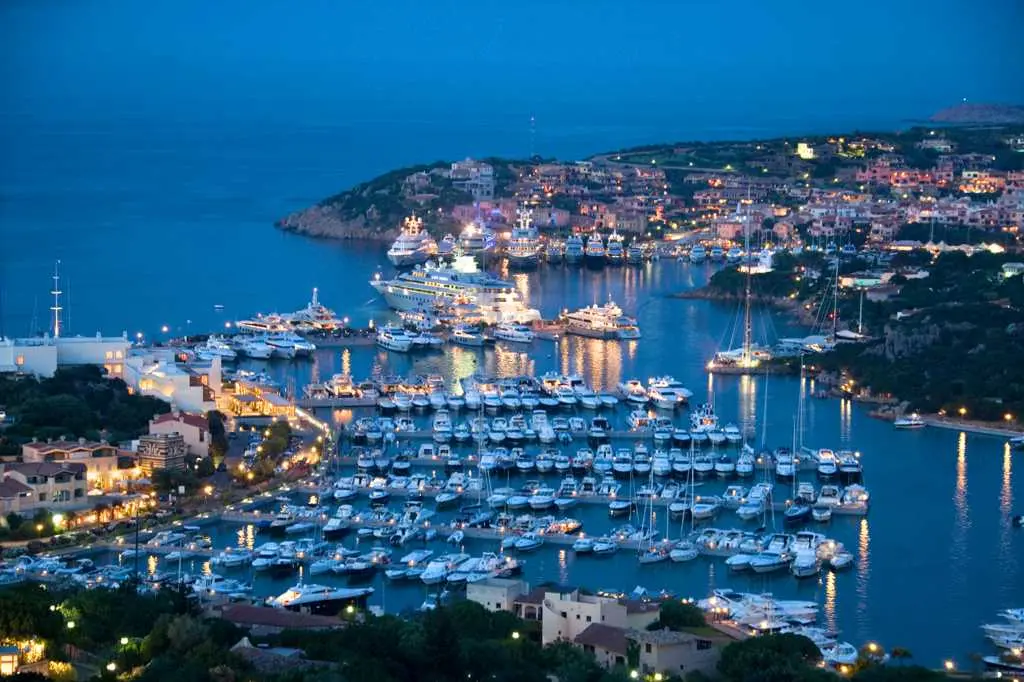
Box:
707, 200, 773, 373
784, 361, 812, 525
669, 443, 699, 562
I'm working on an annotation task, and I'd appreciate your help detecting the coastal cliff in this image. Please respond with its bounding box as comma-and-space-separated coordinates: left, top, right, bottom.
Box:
277, 205, 400, 241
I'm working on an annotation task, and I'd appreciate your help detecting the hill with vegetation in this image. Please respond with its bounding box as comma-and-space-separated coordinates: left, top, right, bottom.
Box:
275, 158, 521, 240
818, 251, 1024, 420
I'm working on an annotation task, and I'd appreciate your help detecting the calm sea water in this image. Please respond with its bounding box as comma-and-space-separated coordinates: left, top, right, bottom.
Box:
3, 0, 1020, 664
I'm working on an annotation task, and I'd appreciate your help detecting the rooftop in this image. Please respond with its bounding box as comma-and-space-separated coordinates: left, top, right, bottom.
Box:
574, 623, 628, 655
219, 604, 345, 630
5, 461, 87, 477
151, 411, 210, 431
0, 478, 33, 499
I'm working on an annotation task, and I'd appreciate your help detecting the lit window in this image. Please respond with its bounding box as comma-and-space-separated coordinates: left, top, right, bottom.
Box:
15, 355, 25, 366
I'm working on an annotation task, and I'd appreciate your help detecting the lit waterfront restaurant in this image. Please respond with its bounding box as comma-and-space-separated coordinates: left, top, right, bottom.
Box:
0, 332, 131, 377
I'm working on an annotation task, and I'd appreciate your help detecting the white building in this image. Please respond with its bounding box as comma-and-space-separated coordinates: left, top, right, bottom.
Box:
450, 159, 495, 201
123, 349, 221, 413
538, 586, 660, 647
149, 412, 211, 456
466, 578, 527, 612
0, 333, 131, 378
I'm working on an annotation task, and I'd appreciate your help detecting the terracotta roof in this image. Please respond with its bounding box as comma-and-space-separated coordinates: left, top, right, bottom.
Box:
0, 477, 33, 499
574, 623, 628, 655
22, 439, 111, 455
5, 461, 86, 477
151, 411, 210, 431
219, 604, 345, 630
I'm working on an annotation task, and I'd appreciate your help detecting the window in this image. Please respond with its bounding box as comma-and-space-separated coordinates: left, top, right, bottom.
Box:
575, 614, 580, 620
697, 639, 712, 651
39, 493, 47, 502
560, 611, 566, 618
15, 355, 25, 366
645, 643, 652, 654
586, 615, 592, 623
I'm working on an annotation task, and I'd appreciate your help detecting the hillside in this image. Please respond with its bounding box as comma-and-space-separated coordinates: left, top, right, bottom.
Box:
275, 159, 520, 240
930, 103, 1024, 124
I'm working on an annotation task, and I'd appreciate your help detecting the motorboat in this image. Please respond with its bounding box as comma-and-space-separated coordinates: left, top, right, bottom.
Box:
267, 584, 373, 615
784, 503, 812, 525
893, 413, 926, 429
376, 324, 415, 352
514, 532, 544, 552
749, 552, 791, 573
816, 449, 838, 479
725, 554, 753, 571
669, 541, 698, 562
811, 505, 832, 522
494, 323, 535, 344
572, 536, 595, 553
592, 536, 618, 555
451, 326, 485, 347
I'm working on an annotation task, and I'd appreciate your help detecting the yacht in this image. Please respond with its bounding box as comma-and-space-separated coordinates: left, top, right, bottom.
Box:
458, 221, 496, 254
564, 302, 641, 340
506, 208, 541, 269
267, 584, 374, 614
605, 231, 625, 264
195, 336, 237, 361
545, 241, 564, 263
893, 413, 926, 429
265, 331, 317, 356
370, 256, 541, 325
451, 326, 485, 347
627, 244, 644, 265
647, 376, 693, 409
564, 234, 585, 264
689, 245, 707, 263
235, 336, 274, 359
493, 323, 535, 344
236, 288, 347, 334
376, 324, 415, 352
387, 215, 438, 267
584, 233, 606, 266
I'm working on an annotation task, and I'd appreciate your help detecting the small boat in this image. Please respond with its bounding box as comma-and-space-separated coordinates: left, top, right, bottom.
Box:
893, 413, 926, 429
749, 552, 790, 573
725, 554, 753, 571
592, 536, 618, 556
811, 505, 832, 523
784, 504, 812, 524
572, 536, 594, 554
514, 533, 544, 552
669, 541, 698, 562
828, 551, 854, 570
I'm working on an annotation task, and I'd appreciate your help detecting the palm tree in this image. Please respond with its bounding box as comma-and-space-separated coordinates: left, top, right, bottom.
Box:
888, 647, 912, 665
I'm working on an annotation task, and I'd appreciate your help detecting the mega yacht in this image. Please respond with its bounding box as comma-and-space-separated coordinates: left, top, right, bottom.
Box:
506, 209, 541, 269
458, 221, 496, 255
370, 256, 541, 325
605, 231, 625, 265
584, 233, 606, 266
266, 584, 374, 614
563, 301, 641, 340
236, 288, 348, 334
387, 214, 439, 267
564, 234, 585, 264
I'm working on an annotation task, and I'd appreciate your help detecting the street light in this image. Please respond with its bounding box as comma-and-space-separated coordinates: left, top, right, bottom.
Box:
629, 671, 639, 680
106, 662, 117, 672
66, 621, 76, 630
511, 631, 520, 640
120, 637, 129, 646
944, 660, 955, 672
958, 407, 967, 418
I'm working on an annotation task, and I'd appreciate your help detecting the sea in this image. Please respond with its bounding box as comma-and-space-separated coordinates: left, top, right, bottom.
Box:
2, 1, 1021, 666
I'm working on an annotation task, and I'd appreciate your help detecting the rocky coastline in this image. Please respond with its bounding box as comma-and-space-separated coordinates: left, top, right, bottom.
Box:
275, 206, 398, 242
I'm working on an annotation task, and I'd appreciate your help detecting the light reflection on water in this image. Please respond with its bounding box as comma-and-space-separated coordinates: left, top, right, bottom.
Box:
998, 444, 1016, 601
558, 549, 569, 584
147, 555, 158, 577
856, 518, 870, 637
824, 569, 838, 634
839, 398, 852, 445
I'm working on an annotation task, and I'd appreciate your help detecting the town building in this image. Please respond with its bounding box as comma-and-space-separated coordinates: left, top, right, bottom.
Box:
466, 578, 527, 612
136, 433, 186, 475
123, 349, 220, 413
0, 461, 87, 514
450, 159, 495, 201
530, 586, 660, 647
0, 333, 131, 378
21, 438, 135, 492
149, 412, 211, 456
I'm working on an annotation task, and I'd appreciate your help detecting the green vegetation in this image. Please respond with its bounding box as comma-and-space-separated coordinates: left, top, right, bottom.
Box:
705, 252, 813, 300
0, 365, 169, 457
820, 251, 1024, 418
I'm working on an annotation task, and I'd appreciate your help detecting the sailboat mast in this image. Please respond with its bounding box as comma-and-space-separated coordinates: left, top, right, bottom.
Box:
741, 201, 753, 366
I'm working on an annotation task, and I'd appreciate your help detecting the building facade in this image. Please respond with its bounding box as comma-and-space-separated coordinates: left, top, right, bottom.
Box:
21, 438, 134, 492
0, 462, 88, 514
137, 433, 186, 474
0, 333, 130, 378
149, 412, 210, 456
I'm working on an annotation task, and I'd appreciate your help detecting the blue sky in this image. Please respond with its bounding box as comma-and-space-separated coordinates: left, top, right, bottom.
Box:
3, 0, 1022, 128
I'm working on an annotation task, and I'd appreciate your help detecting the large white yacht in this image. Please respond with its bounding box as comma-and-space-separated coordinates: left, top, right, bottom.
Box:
236, 288, 347, 334
376, 324, 415, 352
605, 230, 625, 264
266, 584, 374, 615
506, 208, 541, 269
493, 323, 535, 344
564, 234, 585, 264
584, 233, 606, 266
387, 215, 439, 267
563, 301, 641, 340
370, 256, 541, 325
195, 336, 237, 361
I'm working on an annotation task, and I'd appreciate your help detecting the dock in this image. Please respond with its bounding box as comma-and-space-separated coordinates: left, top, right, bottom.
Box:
297, 396, 380, 409
921, 416, 1023, 439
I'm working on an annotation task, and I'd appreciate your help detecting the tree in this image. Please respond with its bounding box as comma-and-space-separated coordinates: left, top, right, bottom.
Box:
651, 601, 706, 631
717, 634, 823, 682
